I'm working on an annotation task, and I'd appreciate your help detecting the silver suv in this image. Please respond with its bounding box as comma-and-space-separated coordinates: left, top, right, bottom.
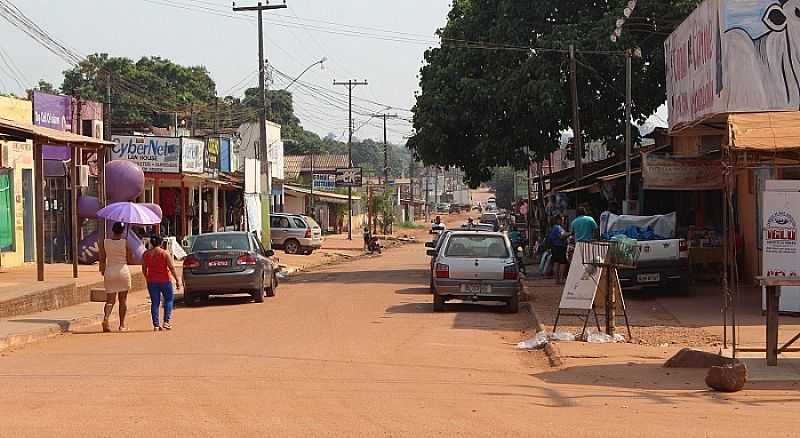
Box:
270, 213, 323, 255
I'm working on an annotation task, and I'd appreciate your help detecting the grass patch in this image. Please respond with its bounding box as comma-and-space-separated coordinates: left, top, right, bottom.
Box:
397, 221, 426, 230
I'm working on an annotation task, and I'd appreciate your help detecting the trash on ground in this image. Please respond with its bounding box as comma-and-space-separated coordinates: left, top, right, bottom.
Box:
551, 331, 577, 341
517, 332, 549, 349
584, 330, 626, 343
276, 272, 289, 280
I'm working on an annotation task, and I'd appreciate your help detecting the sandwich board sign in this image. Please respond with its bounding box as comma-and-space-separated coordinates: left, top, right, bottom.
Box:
558, 243, 604, 311
335, 167, 363, 187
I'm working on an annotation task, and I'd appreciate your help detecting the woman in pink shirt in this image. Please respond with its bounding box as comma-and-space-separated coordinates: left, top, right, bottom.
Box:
142, 235, 182, 331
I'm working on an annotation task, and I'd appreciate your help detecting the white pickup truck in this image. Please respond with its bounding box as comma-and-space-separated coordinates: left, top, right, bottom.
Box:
602, 212, 690, 294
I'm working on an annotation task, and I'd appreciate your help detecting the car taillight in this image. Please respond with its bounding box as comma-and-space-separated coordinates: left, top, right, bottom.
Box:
434, 263, 450, 278
504, 265, 519, 280
679, 240, 689, 253
183, 256, 200, 269
305, 228, 312, 238
236, 254, 258, 265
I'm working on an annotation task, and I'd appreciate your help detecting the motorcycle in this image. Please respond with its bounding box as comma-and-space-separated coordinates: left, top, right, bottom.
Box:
368, 236, 382, 254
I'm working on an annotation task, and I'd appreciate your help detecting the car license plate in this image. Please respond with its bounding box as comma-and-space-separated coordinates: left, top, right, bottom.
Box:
208, 260, 229, 267
461, 283, 491, 293
637, 273, 660, 283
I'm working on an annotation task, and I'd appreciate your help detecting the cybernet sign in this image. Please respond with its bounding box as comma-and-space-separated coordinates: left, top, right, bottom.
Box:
110, 136, 179, 173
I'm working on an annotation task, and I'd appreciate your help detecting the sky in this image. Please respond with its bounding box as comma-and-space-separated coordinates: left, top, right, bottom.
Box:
0, 0, 452, 144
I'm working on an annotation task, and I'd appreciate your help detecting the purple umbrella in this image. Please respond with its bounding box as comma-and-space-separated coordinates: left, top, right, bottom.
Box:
96, 201, 162, 225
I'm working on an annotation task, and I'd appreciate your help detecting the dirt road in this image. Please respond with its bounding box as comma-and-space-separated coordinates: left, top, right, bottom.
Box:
0, 244, 798, 437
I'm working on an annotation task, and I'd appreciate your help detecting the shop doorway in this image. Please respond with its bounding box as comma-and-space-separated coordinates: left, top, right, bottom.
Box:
22, 169, 34, 262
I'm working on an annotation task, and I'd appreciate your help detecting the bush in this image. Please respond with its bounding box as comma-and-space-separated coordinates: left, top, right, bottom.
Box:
397, 221, 425, 230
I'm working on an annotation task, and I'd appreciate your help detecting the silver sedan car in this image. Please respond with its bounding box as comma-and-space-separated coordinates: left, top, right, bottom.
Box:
428, 231, 521, 313
183, 232, 278, 306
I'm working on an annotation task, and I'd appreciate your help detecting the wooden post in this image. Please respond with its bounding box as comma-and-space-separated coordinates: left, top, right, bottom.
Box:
154, 175, 161, 235
98, 147, 106, 259
34, 140, 45, 281
213, 184, 219, 232
605, 268, 616, 336
181, 180, 187, 238
766, 285, 779, 366
70, 144, 79, 278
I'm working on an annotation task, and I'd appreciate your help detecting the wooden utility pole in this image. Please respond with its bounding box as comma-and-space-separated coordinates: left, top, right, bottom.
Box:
334, 79, 368, 240
569, 45, 583, 197
624, 50, 632, 214
233, 1, 287, 249
371, 113, 399, 233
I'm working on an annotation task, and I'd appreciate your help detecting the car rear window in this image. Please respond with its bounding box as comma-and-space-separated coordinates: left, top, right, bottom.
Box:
292, 218, 306, 228
304, 217, 321, 229
444, 235, 509, 258
193, 234, 251, 251
481, 214, 497, 222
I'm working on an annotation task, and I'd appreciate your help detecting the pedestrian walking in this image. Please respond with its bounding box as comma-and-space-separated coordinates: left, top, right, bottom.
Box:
99, 222, 133, 332
548, 216, 569, 284
363, 227, 372, 251
142, 234, 182, 331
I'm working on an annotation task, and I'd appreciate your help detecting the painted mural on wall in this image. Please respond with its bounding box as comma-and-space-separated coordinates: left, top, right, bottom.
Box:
666, 0, 800, 130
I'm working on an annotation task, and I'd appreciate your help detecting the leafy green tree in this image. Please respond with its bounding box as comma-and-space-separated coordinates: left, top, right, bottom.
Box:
31, 79, 57, 94
409, 0, 699, 185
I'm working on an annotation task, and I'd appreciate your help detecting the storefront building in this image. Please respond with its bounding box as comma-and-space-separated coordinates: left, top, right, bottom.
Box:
0, 96, 35, 268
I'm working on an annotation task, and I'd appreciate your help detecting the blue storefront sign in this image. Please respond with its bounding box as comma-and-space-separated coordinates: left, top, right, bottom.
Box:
220, 137, 231, 173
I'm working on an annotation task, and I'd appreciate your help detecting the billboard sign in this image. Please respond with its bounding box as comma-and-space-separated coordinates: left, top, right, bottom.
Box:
205, 137, 220, 172
335, 167, 363, 187
110, 136, 179, 173
220, 137, 231, 172
666, 0, 800, 131
642, 153, 723, 190
32, 90, 72, 161
180, 138, 204, 173
313, 174, 336, 191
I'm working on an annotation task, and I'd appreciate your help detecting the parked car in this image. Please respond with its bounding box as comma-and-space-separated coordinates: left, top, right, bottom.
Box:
270, 213, 323, 255
428, 231, 521, 313
436, 203, 452, 214
425, 229, 453, 292
183, 232, 278, 306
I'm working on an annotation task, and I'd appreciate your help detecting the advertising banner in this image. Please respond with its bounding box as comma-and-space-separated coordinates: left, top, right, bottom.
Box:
642, 153, 723, 190
110, 136, 179, 173
219, 137, 231, 173
180, 138, 204, 173
313, 174, 336, 191
666, 0, 800, 131
763, 190, 800, 275
205, 137, 220, 172
32, 91, 72, 161
335, 167, 363, 187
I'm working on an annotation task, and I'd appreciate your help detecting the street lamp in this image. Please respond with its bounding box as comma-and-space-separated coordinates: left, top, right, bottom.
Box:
282, 57, 327, 91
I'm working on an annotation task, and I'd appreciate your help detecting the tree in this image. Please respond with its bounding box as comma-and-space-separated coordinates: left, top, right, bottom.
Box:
31, 79, 56, 93
408, 0, 700, 185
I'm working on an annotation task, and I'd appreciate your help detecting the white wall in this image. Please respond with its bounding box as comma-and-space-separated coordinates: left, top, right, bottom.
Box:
237, 121, 284, 180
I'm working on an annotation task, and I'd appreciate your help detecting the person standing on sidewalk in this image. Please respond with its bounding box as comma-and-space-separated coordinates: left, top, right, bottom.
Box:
571, 207, 599, 243
99, 222, 133, 332
142, 234, 182, 331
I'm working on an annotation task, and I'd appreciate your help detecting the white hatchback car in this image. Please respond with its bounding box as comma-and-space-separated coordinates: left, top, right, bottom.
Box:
428, 231, 521, 313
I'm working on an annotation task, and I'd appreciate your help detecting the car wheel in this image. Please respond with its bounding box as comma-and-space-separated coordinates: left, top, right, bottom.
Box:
429, 276, 435, 294
266, 273, 277, 297
284, 239, 300, 255
253, 274, 266, 303
676, 277, 691, 296
506, 294, 520, 314
184, 292, 196, 307
433, 294, 445, 312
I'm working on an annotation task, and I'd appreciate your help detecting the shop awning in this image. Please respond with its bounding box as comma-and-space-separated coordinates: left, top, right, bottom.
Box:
598, 169, 642, 182
285, 184, 362, 203
556, 183, 596, 194
729, 112, 800, 151
0, 117, 113, 148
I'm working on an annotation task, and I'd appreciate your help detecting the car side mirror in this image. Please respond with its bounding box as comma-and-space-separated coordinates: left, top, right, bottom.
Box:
425, 242, 434, 248
426, 249, 437, 257
265, 250, 275, 257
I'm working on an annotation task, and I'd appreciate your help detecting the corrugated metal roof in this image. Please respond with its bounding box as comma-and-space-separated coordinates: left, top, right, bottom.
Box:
284, 154, 350, 179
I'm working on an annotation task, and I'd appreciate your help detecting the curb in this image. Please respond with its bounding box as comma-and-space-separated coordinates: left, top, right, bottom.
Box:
0, 299, 151, 353
521, 282, 563, 368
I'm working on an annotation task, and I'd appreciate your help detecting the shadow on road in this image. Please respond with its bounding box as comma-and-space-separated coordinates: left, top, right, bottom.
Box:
395, 287, 431, 295
385, 301, 531, 332
291, 269, 429, 285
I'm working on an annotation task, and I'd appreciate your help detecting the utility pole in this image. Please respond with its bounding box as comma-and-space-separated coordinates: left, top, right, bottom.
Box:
624, 50, 632, 214
569, 45, 583, 202
334, 79, 368, 240
234, 1, 287, 248
371, 113, 399, 234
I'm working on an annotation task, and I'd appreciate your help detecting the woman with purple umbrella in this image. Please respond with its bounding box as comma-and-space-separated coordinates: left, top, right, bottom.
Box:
99, 222, 133, 332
